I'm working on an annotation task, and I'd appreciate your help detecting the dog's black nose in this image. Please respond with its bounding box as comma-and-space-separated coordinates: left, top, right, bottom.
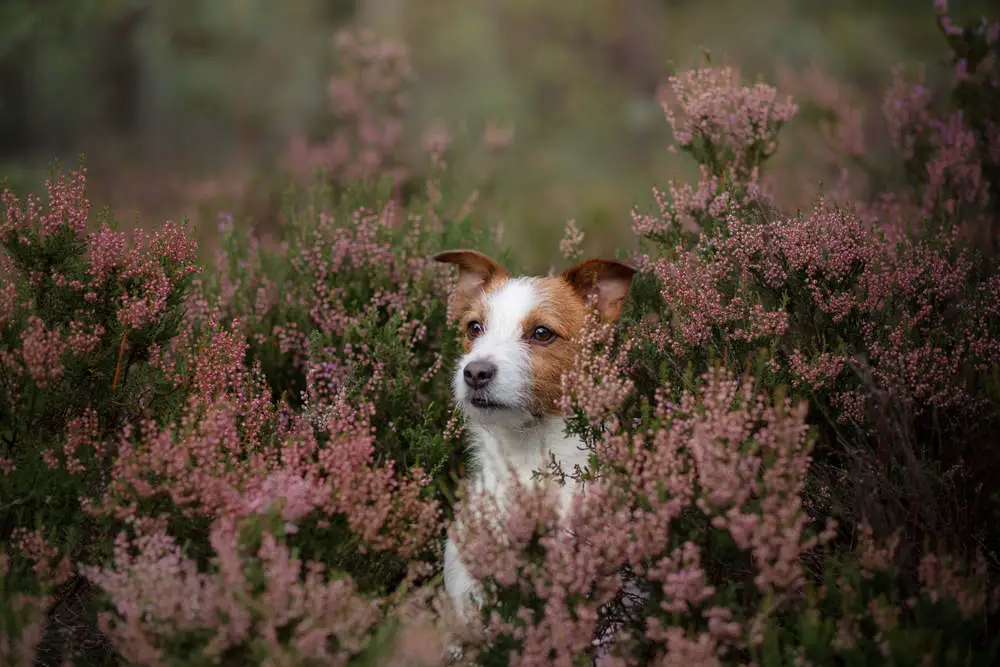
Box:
463, 360, 497, 390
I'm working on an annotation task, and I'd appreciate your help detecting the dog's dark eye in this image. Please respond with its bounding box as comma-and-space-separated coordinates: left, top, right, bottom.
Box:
467, 320, 484, 340
529, 326, 556, 343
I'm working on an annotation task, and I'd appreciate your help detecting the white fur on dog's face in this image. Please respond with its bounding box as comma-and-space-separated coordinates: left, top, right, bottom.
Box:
452, 277, 540, 424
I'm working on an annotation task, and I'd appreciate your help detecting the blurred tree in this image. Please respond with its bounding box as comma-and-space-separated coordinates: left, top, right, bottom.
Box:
0, 1, 41, 152
95, 1, 151, 135
0, 0, 149, 153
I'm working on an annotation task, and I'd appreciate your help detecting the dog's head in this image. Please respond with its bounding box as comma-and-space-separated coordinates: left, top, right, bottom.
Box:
434, 249, 636, 426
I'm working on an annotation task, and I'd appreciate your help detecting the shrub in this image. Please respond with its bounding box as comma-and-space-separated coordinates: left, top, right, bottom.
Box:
0, 159, 497, 664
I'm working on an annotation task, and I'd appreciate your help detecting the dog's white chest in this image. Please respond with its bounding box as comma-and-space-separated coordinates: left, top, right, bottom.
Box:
468, 419, 588, 510
444, 417, 588, 622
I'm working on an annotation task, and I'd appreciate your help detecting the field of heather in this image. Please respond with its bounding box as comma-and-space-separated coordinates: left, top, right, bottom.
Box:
2, 1, 1000, 666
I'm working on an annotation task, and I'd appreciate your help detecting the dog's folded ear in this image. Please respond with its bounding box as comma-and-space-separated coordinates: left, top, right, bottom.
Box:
434, 250, 510, 312
562, 258, 637, 322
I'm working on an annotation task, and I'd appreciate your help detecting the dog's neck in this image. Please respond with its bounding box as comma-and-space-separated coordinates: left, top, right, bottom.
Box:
464, 414, 589, 495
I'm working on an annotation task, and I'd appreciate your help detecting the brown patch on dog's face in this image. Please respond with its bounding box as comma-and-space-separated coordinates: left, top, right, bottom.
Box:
523, 277, 589, 415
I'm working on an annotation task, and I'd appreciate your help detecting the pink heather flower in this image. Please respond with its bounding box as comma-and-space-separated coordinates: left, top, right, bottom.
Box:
66, 320, 105, 356
40, 169, 89, 236
559, 310, 635, 429
647, 542, 716, 616
20, 316, 65, 388
458, 362, 833, 662
638, 180, 993, 418
787, 349, 847, 390
0, 588, 51, 667
317, 396, 441, 557
922, 111, 988, 217
638, 242, 789, 353
283, 29, 414, 186
62, 408, 103, 475
115, 223, 199, 331
0, 282, 16, 329
454, 480, 634, 665
917, 552, 996, 619
102, 332, 439, 559
856, 521, 901, 579
244, 470, 325, 525
882, 65, 933, 161
10, 527, 72, 588
191, 325, 251, 400
660, 65, 797, 175
559, 218, 585, 261
1, 168, 89, 239
83, 518, 382, 666
86, 224, 128, 284
830, 390, 867, 424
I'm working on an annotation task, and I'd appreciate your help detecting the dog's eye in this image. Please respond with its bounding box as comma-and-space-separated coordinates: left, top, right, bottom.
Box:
529, 326, 556, 343
467, 320, 484, 340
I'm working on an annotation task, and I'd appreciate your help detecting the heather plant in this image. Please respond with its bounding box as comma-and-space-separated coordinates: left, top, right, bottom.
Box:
82, 509, 384, 666
283, 29, 415, 194
623, 9, 1000, 556
0, 164, 203, 664
0, 158, 488, 664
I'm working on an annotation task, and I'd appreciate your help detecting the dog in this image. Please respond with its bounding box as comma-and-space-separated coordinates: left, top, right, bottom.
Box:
434, 249, 636, 624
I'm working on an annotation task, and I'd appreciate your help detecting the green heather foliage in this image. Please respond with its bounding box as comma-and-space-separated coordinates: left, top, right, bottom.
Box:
2, 4, 1000, 667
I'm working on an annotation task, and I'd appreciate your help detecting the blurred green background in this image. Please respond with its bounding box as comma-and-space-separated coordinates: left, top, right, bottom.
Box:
0, 0, 993, 269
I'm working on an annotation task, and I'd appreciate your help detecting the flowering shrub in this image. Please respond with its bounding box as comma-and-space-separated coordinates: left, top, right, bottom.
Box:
3, 4, 1000, 666
0, 162, 485, 664
624, 8, 1000, 558
82, 514, 383, 667
283, 29, 415, 191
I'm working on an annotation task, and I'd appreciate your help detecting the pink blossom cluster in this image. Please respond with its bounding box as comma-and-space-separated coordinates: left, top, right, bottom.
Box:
633, 65, 794, 241
205, 202, 455, 412
0, 282, 16, 329
82, 517, 382, 667
559, 310, 635, 430
558, 219, 585, 261
66, 319, 105, 356
99, 346, 440, 559
917, 551, 998, 620
636, 193, 999, 419
1, 168, 88, 239
1, 169, 201, 407
880, 65, 992, 228
19, 315, 66, 388
9, 527, 72, 588
0, 552, 50, 667
43, 407, 104, 475
114, 221, 199, 330
660, 65, 798, 174
284, 29, 413, 187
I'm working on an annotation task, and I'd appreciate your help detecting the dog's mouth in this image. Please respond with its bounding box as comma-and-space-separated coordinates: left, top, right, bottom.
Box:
469, 396, 511, 410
